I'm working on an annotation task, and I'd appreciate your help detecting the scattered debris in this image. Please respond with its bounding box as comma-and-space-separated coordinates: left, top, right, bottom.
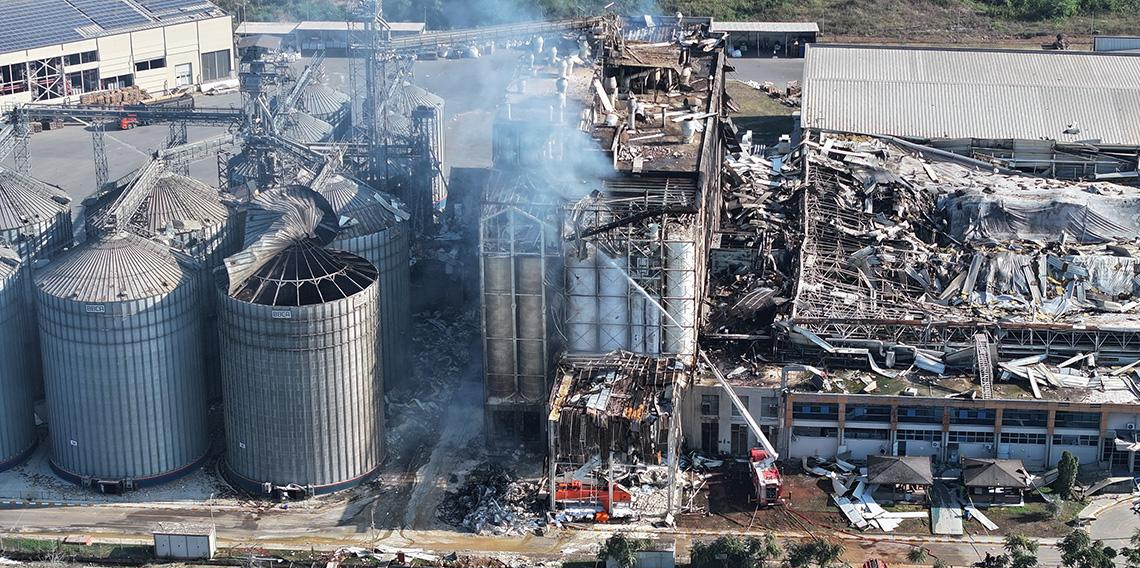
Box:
437, 463, 542, 536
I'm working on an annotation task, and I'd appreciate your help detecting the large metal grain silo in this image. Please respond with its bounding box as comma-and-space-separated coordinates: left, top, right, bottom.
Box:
35, 232, 208, 491
0, 167, 73, 260
218, 198, 382, 496
129, 171, 240, 400
0, 247, 35, 471
276, 109, 333, 145
315, 174, 412, 391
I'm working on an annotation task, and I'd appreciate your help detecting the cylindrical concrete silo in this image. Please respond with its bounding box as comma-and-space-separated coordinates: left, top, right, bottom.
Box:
35, 232, 208, 490
0, 167, 73, 260
0, 247, 36, 471
219, 213, 382, 496
315, 174, 411, 392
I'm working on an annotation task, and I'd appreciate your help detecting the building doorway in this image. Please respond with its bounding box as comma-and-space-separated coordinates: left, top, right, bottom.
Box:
730, 424, 750, 456
175, 63, 192, 87
701, 422, 718, 455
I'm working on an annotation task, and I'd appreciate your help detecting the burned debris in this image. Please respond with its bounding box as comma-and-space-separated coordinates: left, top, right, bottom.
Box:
437, 462, 542, 536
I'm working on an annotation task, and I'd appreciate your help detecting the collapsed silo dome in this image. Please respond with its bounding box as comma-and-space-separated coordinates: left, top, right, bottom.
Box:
218, 189, 383, 496
35, 231, 208, 490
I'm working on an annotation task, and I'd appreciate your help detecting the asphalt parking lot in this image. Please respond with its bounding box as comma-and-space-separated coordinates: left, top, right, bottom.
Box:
727, 56, 805, 89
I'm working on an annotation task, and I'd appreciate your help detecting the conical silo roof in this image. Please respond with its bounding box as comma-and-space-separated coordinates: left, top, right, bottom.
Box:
315, 175, 409, 239
36, 232, 187, 303
301, 82, 349, 117
276, 110, 333, 145
0, 168, 71, 233
130, 172, 229, 234
383, 111, 412, 137
402, 83, 443, 109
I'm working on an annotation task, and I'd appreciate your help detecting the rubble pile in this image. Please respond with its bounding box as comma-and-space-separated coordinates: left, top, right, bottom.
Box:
437, 463, 541, 536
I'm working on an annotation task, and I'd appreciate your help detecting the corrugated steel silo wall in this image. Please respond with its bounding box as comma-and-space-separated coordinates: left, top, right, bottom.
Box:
37, 282, 209, 482
4, 210, 73, 400
0, 210, 73, 261
334, 223, 410, 391
0, 263, 35, 470
219, 280, 383, 490
196, 214, 241, 400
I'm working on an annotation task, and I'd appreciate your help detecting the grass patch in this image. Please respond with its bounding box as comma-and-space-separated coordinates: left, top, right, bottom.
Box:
725, 80, 795, 146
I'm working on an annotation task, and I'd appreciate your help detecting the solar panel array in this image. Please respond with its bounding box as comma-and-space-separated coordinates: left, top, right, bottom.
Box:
0, 0, 221, 56
70, 0, 150, 30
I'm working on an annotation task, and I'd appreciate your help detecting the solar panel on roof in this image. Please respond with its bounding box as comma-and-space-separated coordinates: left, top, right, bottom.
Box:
0, 0, 88, 54
138, 0, 214, 17
69, 0, 151, 29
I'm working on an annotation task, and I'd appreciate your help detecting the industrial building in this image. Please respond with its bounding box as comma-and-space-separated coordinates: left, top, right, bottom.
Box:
0, 0, 235, 105
234, 21, 426, 54
711, 21, 818, 58
800, 44, 1140, 179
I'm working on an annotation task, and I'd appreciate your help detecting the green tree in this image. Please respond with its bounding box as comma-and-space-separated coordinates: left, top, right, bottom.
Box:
933, 560, 950, 568
690, 535, 782, 568
785, 539, 842, 568
1055, 451, 1080, 499
1118, 528, 1140, 568
1058, 529, 1117, 568
907, 547, 929, 564
598, 533, 650, 568
996, 534, 1040, 568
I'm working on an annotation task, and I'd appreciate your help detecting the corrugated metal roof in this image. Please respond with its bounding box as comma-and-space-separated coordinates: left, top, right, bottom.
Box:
235, 21, 298, 35
275, 110, 333, 145
0, 168, 72, 232
0, 246, 21, 280
36, 231, 186, 302
301, 83, 349, 118
711, 21, 818, 33
130, 172, 228, 233
315, 174, 408, 239
801, 45, 1140, 144
402, 84, 443, 109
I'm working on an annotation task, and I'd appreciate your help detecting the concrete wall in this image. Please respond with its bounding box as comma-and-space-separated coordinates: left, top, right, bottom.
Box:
0, 15, 234, 105
681, 383, 780, 455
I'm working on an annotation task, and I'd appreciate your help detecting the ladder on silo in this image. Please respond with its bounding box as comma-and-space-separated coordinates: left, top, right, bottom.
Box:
975, 333, 994, 399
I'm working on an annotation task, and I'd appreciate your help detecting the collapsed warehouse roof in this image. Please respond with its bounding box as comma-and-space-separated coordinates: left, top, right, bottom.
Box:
719, 133, 1140, 403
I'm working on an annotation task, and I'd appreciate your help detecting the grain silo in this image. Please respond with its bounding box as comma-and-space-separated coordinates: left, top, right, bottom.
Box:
300, 82, 350, 123
315, 174, 411, 391
276, 109, 333, 145
218, 192, 383, 496
35, 232, 208, 491
128, 171, 240, 400
0, 167, 73, 260
0, 247, 35, 471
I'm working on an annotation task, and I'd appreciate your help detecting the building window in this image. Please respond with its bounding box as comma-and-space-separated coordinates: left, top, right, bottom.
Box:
701, 394, 719, 416
100, 74, 134, 90
792, 403, 838, 420
898, 406, 944, 424
896, 429, 940, 442
1055, 411, 1100, 430
66, 69, 99, 95
200, 49, 232, 82
950, 408, 995, 426
1002, 409, 1048, 428
731, 396, 749, 417
760, 396, 779, 418
793, 426, 839, 438
64, 50, 98, 66
730, 424, 750, 455
846, 405, 892, 423
135, 57, 166, 72
845, 428, 889, 440
947, 431, 994, 444
1053, 434, 1098, 447
1000, 432, 1047, 445
0, 62, 29, 95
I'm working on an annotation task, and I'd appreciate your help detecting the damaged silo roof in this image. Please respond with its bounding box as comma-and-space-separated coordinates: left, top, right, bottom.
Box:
314, 174, 409, 238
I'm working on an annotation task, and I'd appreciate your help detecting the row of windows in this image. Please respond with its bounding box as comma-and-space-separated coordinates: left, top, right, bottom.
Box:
1003, 409, 1048, 428
1053, 434, 1099, 447
793, 403, 839, 419
792, 426, 838, 438
896, 429, 940, 442
947, 431, 994, 444
135, 57, 166, 72
64, 50, 98, 66
702, 394, 778, 418
845, 428, 889, 440
1000, 432, 1048, 445
846, 405, 892, 423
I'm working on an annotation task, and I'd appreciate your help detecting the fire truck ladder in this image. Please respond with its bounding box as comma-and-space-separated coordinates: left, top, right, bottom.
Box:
975, 333, 994, 399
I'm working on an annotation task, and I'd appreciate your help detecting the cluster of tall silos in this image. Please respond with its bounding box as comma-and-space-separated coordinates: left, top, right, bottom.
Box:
218, 182, 398, 495
0, 247, 36, 472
